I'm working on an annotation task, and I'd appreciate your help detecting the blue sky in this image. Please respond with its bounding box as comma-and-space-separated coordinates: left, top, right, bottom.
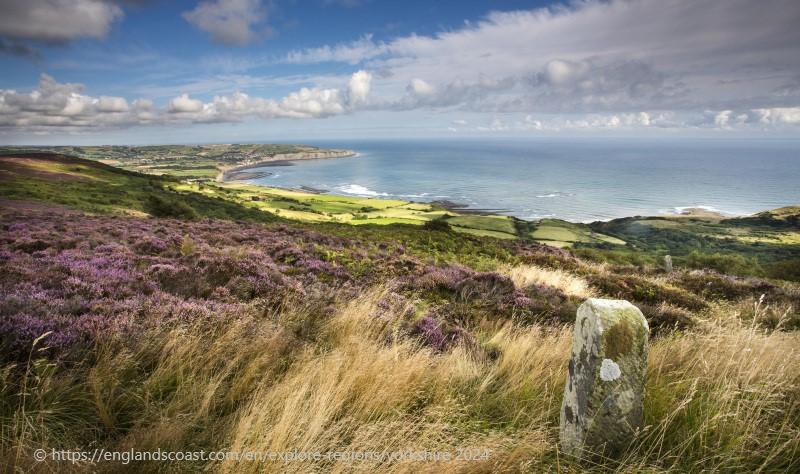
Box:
1, 0, 799, 144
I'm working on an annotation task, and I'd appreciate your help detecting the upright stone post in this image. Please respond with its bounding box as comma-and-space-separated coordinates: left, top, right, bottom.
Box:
663, 255, 673, 273
560, 299, 649, 458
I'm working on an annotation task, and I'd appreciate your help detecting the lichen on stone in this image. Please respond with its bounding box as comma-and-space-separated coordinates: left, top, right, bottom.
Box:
560, 298, 649, 459
600, 358, 621, 381
603, 319, 634, 359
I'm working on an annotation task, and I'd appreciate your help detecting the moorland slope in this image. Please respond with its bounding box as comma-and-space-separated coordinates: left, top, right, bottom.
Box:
1, 152, 799, 472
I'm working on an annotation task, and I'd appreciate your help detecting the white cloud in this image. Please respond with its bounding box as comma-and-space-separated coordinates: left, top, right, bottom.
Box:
0, 72, 374, 131
284, 0, 800, 116
541, 60, 589, 86
754, 107, 800, 125
183, 0, 268, 46
168, 94, 204, 114
132, 98, 153, 111
714, 110, 733, 127
445, 111, 686, 134
97, 96, 129, 113
283, 35, 388, 65
3, 0, 800, 137
347, 70, 372, 106
163, 71, 373, 121
408, 79, 435, 97
0, 0, 123, 42
278, 88, 344, 118
0, 75, 138, 129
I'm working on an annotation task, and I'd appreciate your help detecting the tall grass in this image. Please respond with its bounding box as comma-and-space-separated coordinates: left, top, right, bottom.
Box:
1, 289, 798, 472
499, 264, 597, 299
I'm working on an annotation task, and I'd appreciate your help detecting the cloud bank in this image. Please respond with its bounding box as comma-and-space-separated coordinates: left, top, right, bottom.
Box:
285, 0, 800, 118
0, 72, 373, 131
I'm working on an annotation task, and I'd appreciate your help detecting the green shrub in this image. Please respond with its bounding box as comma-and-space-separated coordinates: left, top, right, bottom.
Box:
766, 258, 800, 282
423, 218, 451, 232
681, 251, 763, 276
145, 194, 198, 219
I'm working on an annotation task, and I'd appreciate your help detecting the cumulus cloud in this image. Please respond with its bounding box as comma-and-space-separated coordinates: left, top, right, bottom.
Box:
442, 111, 697, 134
347, 70, 372, 105
0, 72, 373, 132
754, 107, 800, 125
183, 0, 268, 46
278, 88, 344, 118
0, 0, 124, 42
168, 94, 204, 114
0, 74, 145, 129
97, 96, 129, 113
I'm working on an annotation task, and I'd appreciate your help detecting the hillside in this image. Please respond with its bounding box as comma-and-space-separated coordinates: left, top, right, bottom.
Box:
3, 151, 798, 280
0, 152, 622, 243
1, 152, 799, 472
0, 144, 349, 180
587, 209, 800, 280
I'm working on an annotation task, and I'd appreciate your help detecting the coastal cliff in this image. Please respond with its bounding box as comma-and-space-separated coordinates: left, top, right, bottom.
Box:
216, 149, 356, 182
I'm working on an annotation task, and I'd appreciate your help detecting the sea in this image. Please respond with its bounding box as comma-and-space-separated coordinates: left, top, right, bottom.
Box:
247, 138, 800, 222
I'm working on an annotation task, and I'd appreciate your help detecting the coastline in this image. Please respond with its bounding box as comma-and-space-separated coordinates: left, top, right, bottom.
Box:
211, 150, 784, 224
216, 149, 356, 182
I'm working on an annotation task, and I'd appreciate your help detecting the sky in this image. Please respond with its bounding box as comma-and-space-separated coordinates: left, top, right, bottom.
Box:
0, 0, 799, 144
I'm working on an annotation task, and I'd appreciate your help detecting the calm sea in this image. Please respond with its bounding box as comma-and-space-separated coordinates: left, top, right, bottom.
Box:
248, 138, 800, 222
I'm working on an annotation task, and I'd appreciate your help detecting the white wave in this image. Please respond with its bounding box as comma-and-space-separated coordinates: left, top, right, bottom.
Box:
661, 205, 739, 216
536, 191, 574, 198
337, 184, 389, 197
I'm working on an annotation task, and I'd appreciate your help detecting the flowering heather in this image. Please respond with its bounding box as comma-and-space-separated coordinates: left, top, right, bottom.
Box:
0, 207, 388, 361
0, 207, 539, 361
411, 315, 446, 351
3, 204, 795, 364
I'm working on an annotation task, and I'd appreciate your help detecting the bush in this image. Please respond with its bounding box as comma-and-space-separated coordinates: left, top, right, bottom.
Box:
674, 270, 779, 302
637, 303, 694, 335
423, 218, 451, 232
145, 193, 198, 219
681, 250, 762, 277
766, 258, 800, 282
587, 272, 706, 311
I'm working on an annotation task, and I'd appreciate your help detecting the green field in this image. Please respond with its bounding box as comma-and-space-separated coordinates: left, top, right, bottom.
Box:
0, 144, 322, 179
530, 219, 627, 247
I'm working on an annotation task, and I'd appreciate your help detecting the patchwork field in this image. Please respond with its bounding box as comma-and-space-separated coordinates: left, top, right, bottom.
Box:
0, 144, 345, 180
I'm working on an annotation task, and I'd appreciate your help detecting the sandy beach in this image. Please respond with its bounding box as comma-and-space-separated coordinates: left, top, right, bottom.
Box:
217, 149, 356, 182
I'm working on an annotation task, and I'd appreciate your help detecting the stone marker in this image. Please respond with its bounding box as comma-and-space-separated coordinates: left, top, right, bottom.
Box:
560, 298, 649, 458
664, 255, 673, 273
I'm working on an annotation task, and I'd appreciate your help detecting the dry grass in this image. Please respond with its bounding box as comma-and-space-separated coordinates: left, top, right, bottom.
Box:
2, 290, 799, 472
224, 291, 570, 473
499, 264, 597, 299
630, 304, 800, 471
